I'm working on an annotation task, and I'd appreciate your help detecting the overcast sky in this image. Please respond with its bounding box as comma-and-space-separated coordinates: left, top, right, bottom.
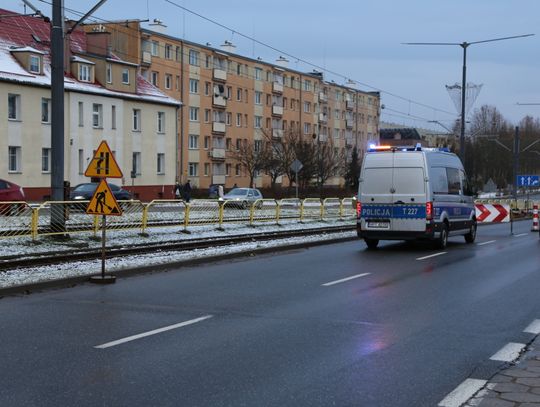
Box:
5, 0, 539, 131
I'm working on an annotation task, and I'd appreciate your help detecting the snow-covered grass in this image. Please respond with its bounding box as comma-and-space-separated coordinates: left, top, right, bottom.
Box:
0, 219, 356, 290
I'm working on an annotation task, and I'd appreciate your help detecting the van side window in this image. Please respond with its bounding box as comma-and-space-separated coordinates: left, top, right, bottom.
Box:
460, 170, 473, 196
431, 167, 448, 194
446, 168, 461, 195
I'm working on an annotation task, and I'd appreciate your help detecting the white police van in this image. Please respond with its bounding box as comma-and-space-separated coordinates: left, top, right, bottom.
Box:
356, 144, 476, 249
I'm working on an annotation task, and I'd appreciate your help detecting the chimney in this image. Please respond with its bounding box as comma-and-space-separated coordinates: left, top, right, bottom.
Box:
220, 40, 236, 53
86, 30, 111, 57
275, 56, 289, 68
149, 19, 167, 34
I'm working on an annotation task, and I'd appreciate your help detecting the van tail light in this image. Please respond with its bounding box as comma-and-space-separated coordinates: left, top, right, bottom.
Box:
426, 201, 433, 221
356, 201, 362, 218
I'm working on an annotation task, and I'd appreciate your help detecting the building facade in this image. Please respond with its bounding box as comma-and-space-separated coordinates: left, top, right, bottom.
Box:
85, 21, 381, 190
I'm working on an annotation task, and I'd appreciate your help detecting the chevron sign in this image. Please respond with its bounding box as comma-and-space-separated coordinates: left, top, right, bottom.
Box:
475, 204, 510, 223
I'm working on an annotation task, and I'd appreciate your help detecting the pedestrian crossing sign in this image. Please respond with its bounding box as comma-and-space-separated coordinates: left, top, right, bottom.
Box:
86, 179, 123, 216
84, 140, 123, 178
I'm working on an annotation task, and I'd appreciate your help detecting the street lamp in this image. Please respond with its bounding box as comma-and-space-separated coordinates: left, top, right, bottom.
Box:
404, 34, 534, 163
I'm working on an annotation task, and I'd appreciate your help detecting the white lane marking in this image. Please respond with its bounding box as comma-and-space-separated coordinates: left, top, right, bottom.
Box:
514, 233, 528, 237
416, 252, 447, 261
524, 319, 540, 334
94, 315, 213, 349
438, 378, 487, 407
322, 273, 370, 287
477, 240, 496, 246
489, 342, 526, 362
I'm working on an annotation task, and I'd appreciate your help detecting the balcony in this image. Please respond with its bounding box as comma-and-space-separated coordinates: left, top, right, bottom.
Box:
346, 120, 354, 129
141, 51, 151, 65
212, 121, 226, 133
272, 81, 283, 93
213, 95, 227, 108
318, 92, 328, 103
272, 105, 283, 116
212, 175, 226, 185
213, 68, 227, 82
208, 148, 226, 160
346, 100, 355, 110
272, 129, 283, 139
318, 113, 328, 123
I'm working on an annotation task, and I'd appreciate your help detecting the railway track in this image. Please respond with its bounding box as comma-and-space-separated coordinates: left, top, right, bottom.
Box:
0, 225, 356, 271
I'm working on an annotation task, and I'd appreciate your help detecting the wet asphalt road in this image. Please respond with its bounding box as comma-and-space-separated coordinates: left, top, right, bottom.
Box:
0, 220, 539, 406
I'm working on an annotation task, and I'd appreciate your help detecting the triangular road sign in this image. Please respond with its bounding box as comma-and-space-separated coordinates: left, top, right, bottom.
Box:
86, 180, 123, 216
85, 140, 123, 178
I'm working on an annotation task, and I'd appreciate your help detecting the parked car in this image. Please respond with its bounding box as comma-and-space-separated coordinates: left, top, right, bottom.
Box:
70, 183, 131, 200
0, 178, 26, 215
222, 188, 263, 208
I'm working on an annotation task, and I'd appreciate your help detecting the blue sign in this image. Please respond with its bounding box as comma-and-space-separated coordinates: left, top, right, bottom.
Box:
361, 204, 426, 219
517, 175, 540, 187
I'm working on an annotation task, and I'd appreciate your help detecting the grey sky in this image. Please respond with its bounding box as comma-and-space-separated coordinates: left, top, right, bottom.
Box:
5, 0, 539, 131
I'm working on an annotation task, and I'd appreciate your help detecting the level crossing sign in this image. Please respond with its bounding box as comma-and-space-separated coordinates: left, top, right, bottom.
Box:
86, 179, 123, 216
517, 175, 539, 187
84, 140, 123, 178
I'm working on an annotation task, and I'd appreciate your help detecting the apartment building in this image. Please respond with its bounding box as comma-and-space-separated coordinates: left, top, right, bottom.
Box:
85, 20, 380, 190
0, 10, 181, 201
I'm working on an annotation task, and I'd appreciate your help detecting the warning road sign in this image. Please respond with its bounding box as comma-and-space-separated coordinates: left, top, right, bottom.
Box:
86, 180, 123, 216
85, 140, 123, 178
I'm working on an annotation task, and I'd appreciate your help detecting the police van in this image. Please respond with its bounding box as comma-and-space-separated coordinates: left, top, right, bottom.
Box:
356, 144, 476, 249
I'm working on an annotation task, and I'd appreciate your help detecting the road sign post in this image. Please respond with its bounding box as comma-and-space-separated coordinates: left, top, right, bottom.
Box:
290, 159, 303, 199
85, 140, 123, 284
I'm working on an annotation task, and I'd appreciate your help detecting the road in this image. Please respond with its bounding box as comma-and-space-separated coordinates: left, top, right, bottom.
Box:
0, 220, 539, 406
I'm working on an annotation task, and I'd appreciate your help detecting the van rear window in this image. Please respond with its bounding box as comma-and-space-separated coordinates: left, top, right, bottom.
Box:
393, 167, 425, 194
362, 168, 392, 194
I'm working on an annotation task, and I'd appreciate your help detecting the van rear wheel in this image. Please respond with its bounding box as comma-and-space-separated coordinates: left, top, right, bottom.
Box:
365, 238, 379, 249
464, 222, 477, 243
435, 224, 448, 249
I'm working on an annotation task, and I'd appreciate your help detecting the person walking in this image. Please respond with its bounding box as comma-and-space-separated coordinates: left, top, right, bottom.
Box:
173, 181, 182, 199
183, 180, 192, 203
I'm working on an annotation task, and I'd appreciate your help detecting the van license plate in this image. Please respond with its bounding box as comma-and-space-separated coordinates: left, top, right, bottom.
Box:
367, 221, 390, 229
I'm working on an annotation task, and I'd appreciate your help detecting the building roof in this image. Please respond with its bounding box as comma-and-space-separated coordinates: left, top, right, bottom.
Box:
0, 9, 181, 106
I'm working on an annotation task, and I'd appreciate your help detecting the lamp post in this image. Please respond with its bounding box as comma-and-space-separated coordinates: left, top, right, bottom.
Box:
312, 132, 322, 198
404, 34, 534, 163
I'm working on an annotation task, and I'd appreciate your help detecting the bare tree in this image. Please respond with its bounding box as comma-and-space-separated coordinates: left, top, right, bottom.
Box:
229, 138, 267, 188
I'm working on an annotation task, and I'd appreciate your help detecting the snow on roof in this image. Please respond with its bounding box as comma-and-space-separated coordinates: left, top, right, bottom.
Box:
70, 55, 95, 64
10, 46, 45, 54
0, 8, 181, 107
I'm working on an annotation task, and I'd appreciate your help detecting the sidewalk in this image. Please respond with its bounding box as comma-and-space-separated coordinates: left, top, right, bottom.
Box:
465, 336, 540, 406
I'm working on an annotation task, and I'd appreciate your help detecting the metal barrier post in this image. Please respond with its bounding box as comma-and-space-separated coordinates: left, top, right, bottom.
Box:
339, 199, 344, 220
276, 200, 281, 225
183, 204, 191, 233
217, 203, 224, 230
320, 199, 325, 221
31, 207, 39, 241
300, 199, 305, 223
141, 204, 149, 235
249, 202, 256, 226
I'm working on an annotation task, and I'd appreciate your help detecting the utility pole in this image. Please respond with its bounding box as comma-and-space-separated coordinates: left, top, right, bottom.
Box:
50, 0, 65, 230
513, 126, 520, 200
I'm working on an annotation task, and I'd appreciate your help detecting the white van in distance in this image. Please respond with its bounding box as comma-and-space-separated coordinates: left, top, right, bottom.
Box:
356, 144, 476, 249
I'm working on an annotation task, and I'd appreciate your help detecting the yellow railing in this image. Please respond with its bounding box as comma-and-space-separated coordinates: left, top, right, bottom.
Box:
0, 197, 357, 241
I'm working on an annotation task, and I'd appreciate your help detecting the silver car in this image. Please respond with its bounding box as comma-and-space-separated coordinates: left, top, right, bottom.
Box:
222, 188, 263, 209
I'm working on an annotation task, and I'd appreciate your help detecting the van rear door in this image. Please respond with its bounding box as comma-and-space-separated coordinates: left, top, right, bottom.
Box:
391, 166, 427, 232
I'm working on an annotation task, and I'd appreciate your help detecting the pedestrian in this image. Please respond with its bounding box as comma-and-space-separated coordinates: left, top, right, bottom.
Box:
183, 180, 192, 203
173, 181, 182, 199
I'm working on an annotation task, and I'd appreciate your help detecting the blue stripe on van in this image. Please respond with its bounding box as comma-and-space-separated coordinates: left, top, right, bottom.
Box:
361, 204, 426, 219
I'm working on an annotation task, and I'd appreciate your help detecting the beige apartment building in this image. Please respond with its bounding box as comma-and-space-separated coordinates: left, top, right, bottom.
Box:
85, 20, 380, 191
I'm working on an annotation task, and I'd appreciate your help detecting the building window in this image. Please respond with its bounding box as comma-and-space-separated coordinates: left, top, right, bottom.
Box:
151, 41, 159, 56
188, 162, 198, 176
204, 136, 210, 149
204, 163, 210, 176
29, 55, 40, 73
111, 105, 116, 129
156, 111, 165, 133
78, 149, 84, 174
236, 139, 241, 150
236, 113, 242, 127
205, 82, 211, 96
226, 112, 231, 126
157, 153, 165, 174
92, 104, 103, 128
255, 91, 262, 105
254, 116, 262, 129
254, 140, 262, 152
133, 109, 141, 131
304, 102, 311, 113
204, 109, 211, 123
132, 152, 141, 175
304, 122, 311, 134
189, 49, 199, 66
8, 146, 21, 172
189, 79, 199, 94
189, 134, 199, 149
42, 148, 51, 173
78, 64, 91, 82
303, 80, 312, 91
244, 114, 248, 128
78, 101, 83, 126
176, 75, 180, 90
235, 164, 241, 176
236, 88, 242, 101
226, 163, 231, 176
151, 71, 159, 86
122, 68, 129, 84
8, 94, 20, 120
41, 98, 50, 123
165, 44, 172, 59
189, 107, 199, 122
106, 63, 112, 83
255, 67, 262, 80
165, 74, 172, 89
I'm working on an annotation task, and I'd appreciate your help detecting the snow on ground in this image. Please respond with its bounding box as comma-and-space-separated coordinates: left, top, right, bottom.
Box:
0, 219, 356, 290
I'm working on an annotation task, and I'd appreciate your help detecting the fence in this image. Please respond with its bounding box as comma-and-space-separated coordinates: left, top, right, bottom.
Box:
0, 197, 357, 241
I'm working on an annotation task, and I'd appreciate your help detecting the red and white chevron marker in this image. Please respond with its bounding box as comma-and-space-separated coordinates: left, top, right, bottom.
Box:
531, 204, 539, 232
475, 204, 510, 223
